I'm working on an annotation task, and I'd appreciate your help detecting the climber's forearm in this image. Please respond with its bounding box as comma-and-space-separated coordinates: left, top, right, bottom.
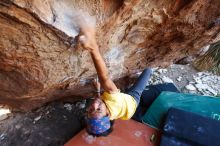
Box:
90, 49, 108, 82
78, 24, 118, 93
90, 48, 118, 93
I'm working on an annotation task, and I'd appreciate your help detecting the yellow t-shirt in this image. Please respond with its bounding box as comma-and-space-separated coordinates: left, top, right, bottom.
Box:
101, 91, 137, 120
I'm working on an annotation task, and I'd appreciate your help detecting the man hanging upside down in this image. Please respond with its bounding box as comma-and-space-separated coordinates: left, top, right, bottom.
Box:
79, 24, 179, 137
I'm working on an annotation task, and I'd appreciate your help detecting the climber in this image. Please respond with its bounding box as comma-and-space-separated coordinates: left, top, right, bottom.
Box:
78, 24, 150, 136
79, 25, 179, 136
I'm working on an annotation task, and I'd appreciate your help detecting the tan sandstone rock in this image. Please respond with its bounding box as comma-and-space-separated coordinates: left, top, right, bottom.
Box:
0, 0, 219, 111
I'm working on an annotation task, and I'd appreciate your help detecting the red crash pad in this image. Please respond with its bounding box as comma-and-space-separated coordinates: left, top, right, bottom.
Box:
64, 119, 160, 146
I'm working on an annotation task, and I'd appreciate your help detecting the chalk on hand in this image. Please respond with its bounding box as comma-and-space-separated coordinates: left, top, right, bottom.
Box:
79, 35, 86, 43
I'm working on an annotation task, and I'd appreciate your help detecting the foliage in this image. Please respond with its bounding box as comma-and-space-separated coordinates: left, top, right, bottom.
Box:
194, 41, 220, 75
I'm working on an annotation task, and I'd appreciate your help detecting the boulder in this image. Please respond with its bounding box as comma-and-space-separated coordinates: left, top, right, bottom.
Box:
0, 0, 219, 111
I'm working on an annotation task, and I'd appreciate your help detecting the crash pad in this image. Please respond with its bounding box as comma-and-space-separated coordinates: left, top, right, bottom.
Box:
160, 134, 200, 146
162, 108, 220, 146
142, 91, 220, 129
64, 119, 161, 146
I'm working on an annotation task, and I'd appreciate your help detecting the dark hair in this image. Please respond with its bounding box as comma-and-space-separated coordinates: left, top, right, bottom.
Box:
87, 120, 114, 137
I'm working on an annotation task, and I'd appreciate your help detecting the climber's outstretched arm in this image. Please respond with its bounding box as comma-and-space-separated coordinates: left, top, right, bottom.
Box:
79, 26, 118, 93
90, 47, 118, 93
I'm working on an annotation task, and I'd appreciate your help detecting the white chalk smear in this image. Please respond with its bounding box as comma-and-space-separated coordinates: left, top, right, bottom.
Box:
134, 131, 142, 137
104, 47, 125, 78
82, 133, 96, 144
50, 1, 96, 37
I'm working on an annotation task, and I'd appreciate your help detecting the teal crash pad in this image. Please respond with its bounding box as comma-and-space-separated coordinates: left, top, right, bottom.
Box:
142, 91, 220, 129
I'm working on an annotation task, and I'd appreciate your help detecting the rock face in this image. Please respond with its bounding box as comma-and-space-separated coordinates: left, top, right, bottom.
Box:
0, 0, 219, 111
